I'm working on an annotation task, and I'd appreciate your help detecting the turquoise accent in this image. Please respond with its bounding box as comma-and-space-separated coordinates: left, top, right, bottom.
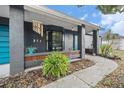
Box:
0, 25, 9, 64
0, 58, 9, 62
27, 47, 36, 54
0, 42, 9, 47
0, 58, 9, 64
28, 48, 34, 54
0, 32, 9, 36
0, 47, 9, 52
0, 53, 9, 58
0, 37, 9, 42
0, 29, 8, 31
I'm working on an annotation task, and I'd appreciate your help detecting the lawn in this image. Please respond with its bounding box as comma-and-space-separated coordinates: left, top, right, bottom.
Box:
96, 50, 124, 88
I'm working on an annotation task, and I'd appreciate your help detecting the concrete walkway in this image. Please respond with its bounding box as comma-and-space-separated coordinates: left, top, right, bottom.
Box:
43, 55, 118, 88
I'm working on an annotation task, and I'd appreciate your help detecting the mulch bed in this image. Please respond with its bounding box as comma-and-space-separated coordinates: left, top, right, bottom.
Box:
96, 53, 124, 88
98, 54, 121, 61
0, 59, 95, 88
96, 61, 124, 88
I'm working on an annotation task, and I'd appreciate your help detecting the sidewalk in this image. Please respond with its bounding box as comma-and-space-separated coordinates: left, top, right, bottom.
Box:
43, 55, 118, 88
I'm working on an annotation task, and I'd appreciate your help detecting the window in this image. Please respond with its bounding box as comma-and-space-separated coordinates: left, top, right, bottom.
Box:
32, 20, 43, 36
73, 34, 78, 50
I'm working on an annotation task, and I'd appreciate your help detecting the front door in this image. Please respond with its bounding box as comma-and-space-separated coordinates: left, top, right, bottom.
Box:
47, 31, 63, 51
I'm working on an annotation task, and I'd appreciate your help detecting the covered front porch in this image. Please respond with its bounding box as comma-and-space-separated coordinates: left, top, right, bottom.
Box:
24, 21, 82, 68
24, 22, 99, 68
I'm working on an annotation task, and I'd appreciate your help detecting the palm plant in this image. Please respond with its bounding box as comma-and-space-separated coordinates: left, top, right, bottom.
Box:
100, 30, 116, 57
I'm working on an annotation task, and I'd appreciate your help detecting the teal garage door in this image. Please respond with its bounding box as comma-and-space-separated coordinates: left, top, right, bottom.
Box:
0, 25, 9, 64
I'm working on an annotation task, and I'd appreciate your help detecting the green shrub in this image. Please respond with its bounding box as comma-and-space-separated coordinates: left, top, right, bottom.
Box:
99, 44, 113, 57
43, 52, 69, 79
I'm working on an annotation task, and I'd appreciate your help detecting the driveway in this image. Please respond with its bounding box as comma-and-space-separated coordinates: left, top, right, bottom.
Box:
43, 55, 118, 88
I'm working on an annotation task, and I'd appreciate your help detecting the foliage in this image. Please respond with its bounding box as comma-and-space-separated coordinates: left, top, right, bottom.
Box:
100, 29, 117, 57
99, 44, 113, 57
104, 30, 111, 41
43, 52, 69, 79
103, 30, 119, 41
103, 79, 113, 86
97, 5, 124, 14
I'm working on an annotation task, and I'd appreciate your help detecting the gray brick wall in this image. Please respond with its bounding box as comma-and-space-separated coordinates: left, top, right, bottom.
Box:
10, 6, 24, 75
